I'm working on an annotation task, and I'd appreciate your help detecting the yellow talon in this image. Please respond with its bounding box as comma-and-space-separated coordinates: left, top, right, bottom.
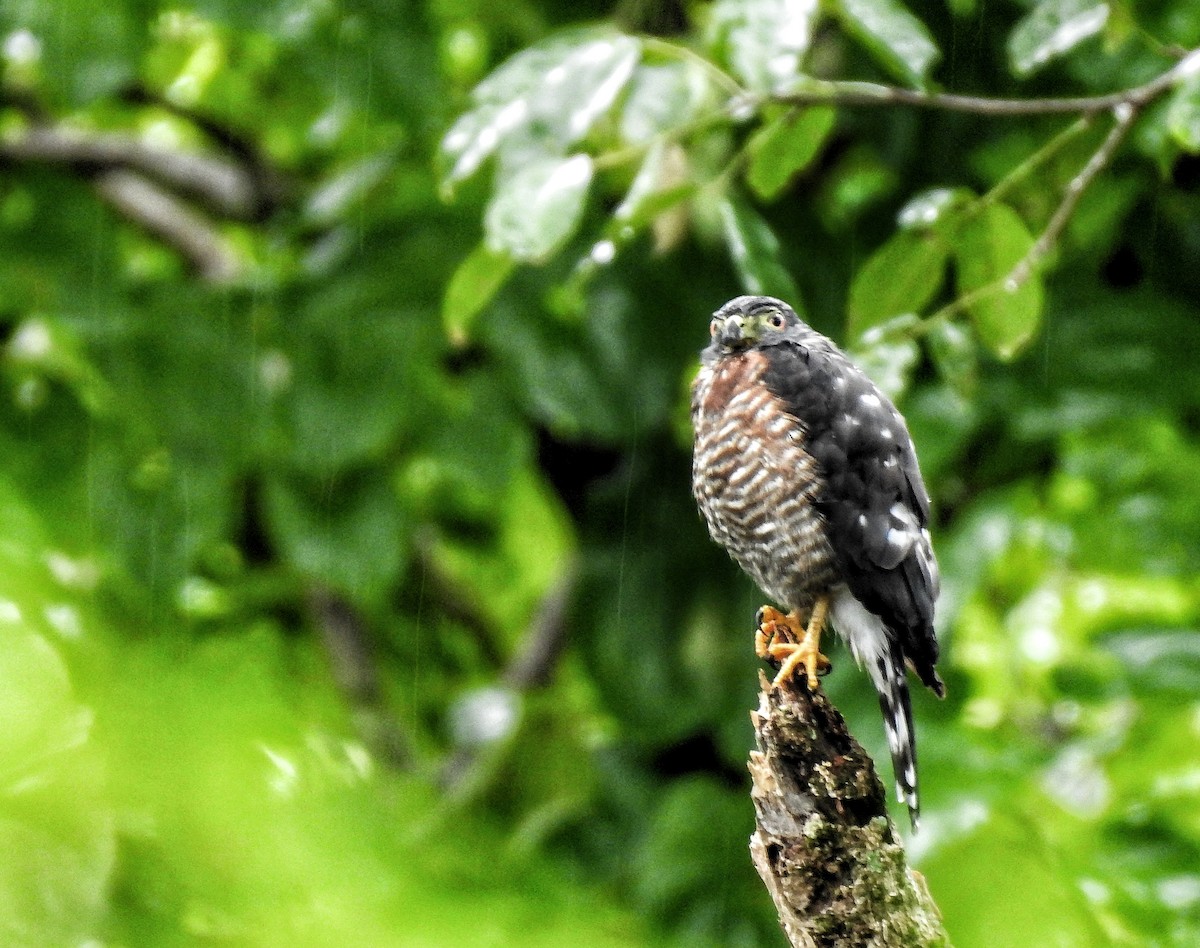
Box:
755, 598, 831, 691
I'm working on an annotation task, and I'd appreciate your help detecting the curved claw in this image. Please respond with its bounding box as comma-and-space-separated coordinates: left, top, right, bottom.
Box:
755, 605, 795, 660
755, 597, 831, 691
769, 640, 832, 691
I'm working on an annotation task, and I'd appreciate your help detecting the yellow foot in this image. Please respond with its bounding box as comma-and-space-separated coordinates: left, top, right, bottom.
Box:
755, 600, 831, 691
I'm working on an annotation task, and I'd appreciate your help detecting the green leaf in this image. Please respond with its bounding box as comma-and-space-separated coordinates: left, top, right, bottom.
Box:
613, 142, 695, 229
439, 30, 640, 191
263, 471, 407, 603
1166, 76, 1200, 154
716, 197, 801, 307
634, 778, 752, 912
847, 229, 948, 340
443, 244, 516, 346
707, 0, 819, 93
926, 319, 979, 395
955, 203, 1044, 360
816, 144, 899, 230
923, 811, 1110, 947
0, 482, 113, 945
832, 0, 941, 88
849, 332, 920, 400
896, 186, 974, 232
566, 142, 696, 294
746, 107, 836, 200
1007, 0, 1110, 78
431, 464, 573, 641
279, 305, 429, 476
484, 155, 594, 263
619, 60, 713, 145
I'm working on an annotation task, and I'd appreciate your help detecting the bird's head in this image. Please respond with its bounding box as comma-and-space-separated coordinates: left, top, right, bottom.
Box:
706, 295, 803, 355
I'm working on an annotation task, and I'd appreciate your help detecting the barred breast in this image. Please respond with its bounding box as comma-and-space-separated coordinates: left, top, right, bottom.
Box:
691, 350, 839, 610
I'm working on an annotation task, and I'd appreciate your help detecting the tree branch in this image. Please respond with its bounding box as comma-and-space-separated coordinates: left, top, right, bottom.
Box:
1006, 102, 1138, 288
92, 169, 243, 283
913, 97, 1141, 340
749, 673, 949, 947
1, 125, 271, 221
768, 48, 1200, 117
501, 562, 576, 690
306, 584, 412, 768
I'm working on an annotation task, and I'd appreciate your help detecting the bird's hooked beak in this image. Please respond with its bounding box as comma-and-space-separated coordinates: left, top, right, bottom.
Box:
713, 312, 748, 349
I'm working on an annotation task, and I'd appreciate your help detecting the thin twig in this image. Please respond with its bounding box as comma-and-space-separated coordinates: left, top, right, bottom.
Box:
770, 48, 1200, 117
306, 584, 412, 768
92, 170, 243, 283
1008, 103, 1139, 287
978, 115, 1094, 213
502, 563, 577, 690
2, 125, 268, 220
643, 35, 746, 99
914, 99, 1142, 338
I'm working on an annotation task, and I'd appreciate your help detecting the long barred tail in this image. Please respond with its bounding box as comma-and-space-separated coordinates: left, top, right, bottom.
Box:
829, 588, 923, 829
870, 640, 920, 829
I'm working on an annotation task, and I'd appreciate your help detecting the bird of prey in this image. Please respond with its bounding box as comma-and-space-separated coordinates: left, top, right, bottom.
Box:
691, 295, 945, 826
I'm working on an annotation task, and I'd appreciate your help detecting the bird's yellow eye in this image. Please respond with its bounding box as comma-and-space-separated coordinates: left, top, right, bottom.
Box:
768, 312, 785, 329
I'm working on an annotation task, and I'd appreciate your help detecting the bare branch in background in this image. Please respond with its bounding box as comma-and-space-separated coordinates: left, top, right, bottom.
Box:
439, 565, 578, 797
1, 125, 271, 221
92, 170, 242, 283
769, 49, 1200, 117
307, 584, 411, 768
1, 88, 292, 284
502, 563, 576, 690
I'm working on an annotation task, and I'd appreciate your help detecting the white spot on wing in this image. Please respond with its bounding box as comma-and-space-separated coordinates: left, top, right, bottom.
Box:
860, 392, 881, 409
885, 525, 916, 557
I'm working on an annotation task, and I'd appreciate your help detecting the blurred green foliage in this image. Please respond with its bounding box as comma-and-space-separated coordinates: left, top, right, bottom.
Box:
2, 0, 1200, 945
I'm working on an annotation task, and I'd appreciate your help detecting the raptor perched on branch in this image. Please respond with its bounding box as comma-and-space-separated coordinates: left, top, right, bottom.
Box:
691, 295, 945, 826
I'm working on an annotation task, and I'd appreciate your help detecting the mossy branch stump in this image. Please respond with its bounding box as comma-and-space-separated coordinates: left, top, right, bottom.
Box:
748, 671, 950, 947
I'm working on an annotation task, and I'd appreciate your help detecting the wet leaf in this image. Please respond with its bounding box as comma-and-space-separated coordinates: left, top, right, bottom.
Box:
565, 143, 696, 294
707, 0, 819, 93
832, 0, 941, 88
443, 244, 516, 346
1166, 75, 1200, 153
955, 203, 1043, 360
717, 196, 801, 307
896, 186, 974, 232
926, 319, 979, 395
439, 29, 640, 191
1007, 0, 1110, 78
484, 155, 594, 263
613, 141, 695, 229
847, 229, 948, 341
619, 60, 713, 145
849, 333, 920, 401
263, 471, 407, 603
746, 106, 835, 200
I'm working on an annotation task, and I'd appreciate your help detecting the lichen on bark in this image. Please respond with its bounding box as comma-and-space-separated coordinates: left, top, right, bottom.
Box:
748, 672, 951, 947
